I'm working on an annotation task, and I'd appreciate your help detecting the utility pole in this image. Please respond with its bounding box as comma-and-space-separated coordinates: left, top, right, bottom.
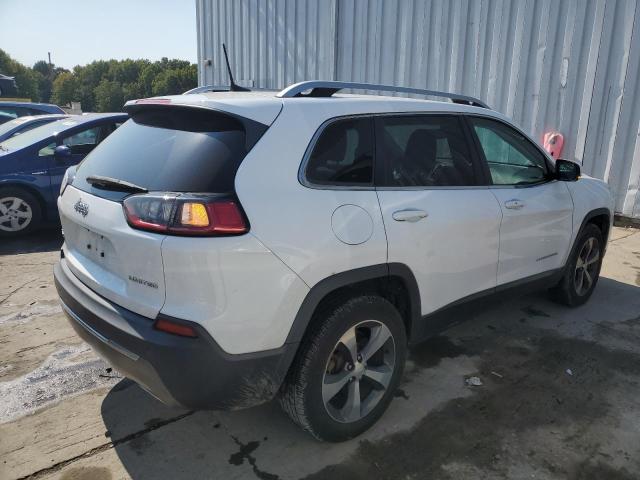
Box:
47, 52, 52, 73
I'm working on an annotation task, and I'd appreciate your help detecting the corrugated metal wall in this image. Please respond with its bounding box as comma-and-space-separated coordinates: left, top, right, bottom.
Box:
196, 0, 640, 218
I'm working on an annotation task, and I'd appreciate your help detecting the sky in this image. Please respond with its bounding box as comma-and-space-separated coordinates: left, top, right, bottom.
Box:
0, 0, 197, 69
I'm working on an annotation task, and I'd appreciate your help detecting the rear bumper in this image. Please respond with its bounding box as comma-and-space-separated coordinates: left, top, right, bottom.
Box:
54, 259, 297, 410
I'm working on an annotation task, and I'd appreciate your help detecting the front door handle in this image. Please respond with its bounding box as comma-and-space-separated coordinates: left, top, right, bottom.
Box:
392, 209, 428, 222
504, 199, 525, 210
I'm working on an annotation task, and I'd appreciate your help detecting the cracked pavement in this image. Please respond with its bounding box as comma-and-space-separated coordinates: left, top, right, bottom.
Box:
1, 227, 639, 480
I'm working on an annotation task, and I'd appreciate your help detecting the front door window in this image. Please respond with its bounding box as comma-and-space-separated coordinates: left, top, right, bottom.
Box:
470, 117, 549, 185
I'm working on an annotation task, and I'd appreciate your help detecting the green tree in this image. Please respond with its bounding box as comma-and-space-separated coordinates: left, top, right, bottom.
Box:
51, 71, 77, 106
1, 49, 198, 110
0, 49, 40, 100
32, 60, 51, 77
151, 65, 197, 96
138, 63, 162, 97
94, 79, 124, 112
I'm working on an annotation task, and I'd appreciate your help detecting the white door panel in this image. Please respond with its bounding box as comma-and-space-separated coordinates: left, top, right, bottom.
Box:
491, 181, 573, 285
378, 189, 501, 315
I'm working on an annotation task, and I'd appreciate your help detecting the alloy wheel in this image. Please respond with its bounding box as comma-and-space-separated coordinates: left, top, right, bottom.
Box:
0, 197, 32, 232
322, 320, 396, 423
574, 236, 600, 296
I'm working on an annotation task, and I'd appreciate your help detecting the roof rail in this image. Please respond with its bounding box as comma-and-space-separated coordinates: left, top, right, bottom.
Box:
276, 81, 489, 109
183, 85, 278, 95
183, 85, 232, 95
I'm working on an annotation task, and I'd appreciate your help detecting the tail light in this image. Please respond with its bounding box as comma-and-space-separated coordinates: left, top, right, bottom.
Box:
123, 193, 248, 236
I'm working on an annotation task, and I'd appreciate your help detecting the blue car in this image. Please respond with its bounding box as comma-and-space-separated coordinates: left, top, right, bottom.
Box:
0, 113, 127, 236
0, 102, 66, 123
0, 114, 69, 143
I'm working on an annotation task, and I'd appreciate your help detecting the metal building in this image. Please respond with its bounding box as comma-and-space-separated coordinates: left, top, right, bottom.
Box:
196, 0, 640, 219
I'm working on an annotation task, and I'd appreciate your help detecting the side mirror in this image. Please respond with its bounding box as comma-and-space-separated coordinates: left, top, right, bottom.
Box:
54, 145, 71, 159
555, 159, 580, 182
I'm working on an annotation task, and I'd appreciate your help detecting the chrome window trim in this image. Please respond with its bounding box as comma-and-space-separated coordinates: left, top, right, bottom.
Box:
375, 185, 493, 191
298, 113, 377, 191
299, 111, 479, 191
465, 113, 555, 187
298, 110, 553, 192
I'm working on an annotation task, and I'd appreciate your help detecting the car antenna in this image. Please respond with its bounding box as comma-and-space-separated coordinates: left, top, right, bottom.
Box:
223, 43, 250, 92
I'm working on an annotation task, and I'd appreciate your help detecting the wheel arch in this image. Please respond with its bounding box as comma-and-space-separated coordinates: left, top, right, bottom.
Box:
577, 207, 611, 252
582, 207, 611, 240
560, 207, 611, 270
0, 181, 49, 220
285, 263, 421, 346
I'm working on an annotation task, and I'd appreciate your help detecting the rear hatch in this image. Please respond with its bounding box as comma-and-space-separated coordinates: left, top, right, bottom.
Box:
59, 185, 167, 318
60, 99, 279, 319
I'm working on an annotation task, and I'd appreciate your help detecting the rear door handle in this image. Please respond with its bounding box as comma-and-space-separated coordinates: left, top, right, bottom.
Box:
504, 199, 525, 210
392, 209, 428, 222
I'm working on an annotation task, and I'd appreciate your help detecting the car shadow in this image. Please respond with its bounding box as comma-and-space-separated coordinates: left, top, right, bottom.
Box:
100, 276, 640, 479
100, 379, 315, 479
0, 227, 63, 255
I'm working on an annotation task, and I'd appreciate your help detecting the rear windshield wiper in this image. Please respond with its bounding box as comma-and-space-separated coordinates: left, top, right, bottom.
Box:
85, 175, 148, 193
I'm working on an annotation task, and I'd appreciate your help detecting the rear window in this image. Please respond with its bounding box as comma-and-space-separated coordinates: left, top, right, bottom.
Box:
304, 117, 374, 186
74, 107, 267, 201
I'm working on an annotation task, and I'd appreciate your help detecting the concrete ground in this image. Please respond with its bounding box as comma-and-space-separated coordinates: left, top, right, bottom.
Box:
1, 227, 639, 480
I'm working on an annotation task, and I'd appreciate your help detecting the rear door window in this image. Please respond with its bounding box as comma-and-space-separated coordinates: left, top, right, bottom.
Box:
376, 115, 480, 187
74, 107, 265, 201
304, 117, 374, 186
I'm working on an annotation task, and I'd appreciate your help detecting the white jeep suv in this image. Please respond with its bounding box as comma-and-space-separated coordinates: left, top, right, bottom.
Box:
54, 81, 613, 441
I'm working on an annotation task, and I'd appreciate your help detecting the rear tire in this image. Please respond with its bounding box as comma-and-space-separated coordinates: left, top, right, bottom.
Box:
279, 295, 407, 442
0, 187, 42, 237
550, 223, 603, 307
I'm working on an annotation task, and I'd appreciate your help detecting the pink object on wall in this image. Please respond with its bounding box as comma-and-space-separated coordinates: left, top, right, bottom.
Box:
543, 131, 564, 159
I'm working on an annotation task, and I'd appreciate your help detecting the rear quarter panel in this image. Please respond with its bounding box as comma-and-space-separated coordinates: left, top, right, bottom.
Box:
160, 234, 309, 354
234, 101, 390, 289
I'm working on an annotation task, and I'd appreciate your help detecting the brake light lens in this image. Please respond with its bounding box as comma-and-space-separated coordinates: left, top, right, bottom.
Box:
123, 194, 248, 236
135, 98, 172, 105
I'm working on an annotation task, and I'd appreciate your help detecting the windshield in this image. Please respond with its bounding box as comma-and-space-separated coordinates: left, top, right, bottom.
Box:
0, 118, 81, 151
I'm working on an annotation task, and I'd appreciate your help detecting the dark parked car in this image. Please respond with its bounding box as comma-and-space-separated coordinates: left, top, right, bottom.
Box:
0, 101, 66, 124
0, 113, 127, 236
0, 74, 18, 97
0, 114, 68, 143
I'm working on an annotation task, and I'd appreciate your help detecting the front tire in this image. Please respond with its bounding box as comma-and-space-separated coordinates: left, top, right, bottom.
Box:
280, 295, 407, 442
550, 223, 604, 307
0, 188, 42, 237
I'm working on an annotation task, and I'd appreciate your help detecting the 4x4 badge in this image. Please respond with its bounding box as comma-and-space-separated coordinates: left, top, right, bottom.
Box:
74, 199, 89, 217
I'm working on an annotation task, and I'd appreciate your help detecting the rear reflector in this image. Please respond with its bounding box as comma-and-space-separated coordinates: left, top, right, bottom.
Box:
123, 194, 248, 236
154, 317, 198, 338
